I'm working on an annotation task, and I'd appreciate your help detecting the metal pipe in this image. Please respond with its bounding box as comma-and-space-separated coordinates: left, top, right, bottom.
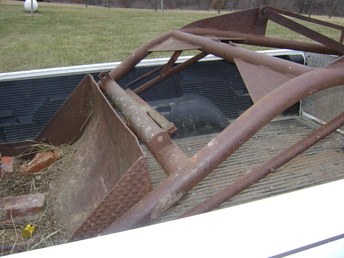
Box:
99, 71, 188, 175
265, 6, 344, 31
98, 32, 172, 90
133, 52, 207, 94
125, 50, 182, 90
125, 89, 177, 135
160, 50, 182, 75
125, 65, 163, 89
264, 8, 344, 54
180, 27, 343, 56
173, 30, 314, 76
101, 58, 344, 235
179, 112, 344, 218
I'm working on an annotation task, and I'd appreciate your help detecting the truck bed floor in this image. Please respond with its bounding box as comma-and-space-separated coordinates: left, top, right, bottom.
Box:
143, 116, 344, 224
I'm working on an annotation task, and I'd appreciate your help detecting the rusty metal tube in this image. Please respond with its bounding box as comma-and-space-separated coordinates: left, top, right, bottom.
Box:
109, 32, 172, 81
97, 32, 172, 90
133, 52, 207, 95
99, 71, 188, 175
180, 27, 343, 56
125, 65, 163, 89
173, 30, 314, 76
266, 6, 344, 31
101, 58, 344, 235
125, 89, 176, 134
179, 112, 344, 218
99, 72, 163, 140
264, 8, 344, 54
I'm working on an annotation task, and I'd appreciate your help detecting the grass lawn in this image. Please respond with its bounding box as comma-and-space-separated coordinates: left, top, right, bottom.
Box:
1, 1, 344, 73
0, 1, 217, 72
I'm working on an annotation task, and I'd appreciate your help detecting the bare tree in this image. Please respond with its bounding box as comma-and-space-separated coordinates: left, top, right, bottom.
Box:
212, 0, 224, 13
326, 0, 342, 18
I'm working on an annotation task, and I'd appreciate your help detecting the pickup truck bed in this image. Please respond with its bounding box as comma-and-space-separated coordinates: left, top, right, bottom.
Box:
0, 51, 343, 252
146, 115, 344, 224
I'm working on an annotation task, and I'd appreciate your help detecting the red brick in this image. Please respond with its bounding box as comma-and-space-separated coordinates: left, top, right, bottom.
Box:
53, 150, 62, 162
1, 156, 19, 178
0, 193, 46, 223
21, 151, 54, 174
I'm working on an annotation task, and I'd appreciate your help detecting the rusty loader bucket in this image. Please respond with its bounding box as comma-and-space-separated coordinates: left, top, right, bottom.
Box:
0, 75, 152, 241
1, 6, 344, 242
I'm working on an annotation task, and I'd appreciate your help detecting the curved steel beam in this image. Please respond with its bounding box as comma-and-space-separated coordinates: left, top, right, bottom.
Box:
172, 30, 313, 76
179, 111, 344, 219
98, 32, 172, 89
101, 57, 344, 235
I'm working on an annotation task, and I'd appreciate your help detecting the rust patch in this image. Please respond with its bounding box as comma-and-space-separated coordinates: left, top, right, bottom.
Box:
151, 192, 185, 220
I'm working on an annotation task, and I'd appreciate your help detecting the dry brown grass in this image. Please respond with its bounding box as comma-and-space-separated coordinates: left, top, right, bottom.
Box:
0, 143, 78, 256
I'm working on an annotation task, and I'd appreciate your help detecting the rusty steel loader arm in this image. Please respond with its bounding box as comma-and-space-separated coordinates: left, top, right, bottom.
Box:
99, 6, 344, 235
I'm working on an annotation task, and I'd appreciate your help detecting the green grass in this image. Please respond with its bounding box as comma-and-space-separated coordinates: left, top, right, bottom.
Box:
1, 1, 344, 73
266, 17, 344, 43
0, 1, 217, 72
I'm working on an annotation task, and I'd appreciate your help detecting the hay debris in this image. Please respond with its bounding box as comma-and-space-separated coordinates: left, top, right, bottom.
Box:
0, 143, 76, 256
